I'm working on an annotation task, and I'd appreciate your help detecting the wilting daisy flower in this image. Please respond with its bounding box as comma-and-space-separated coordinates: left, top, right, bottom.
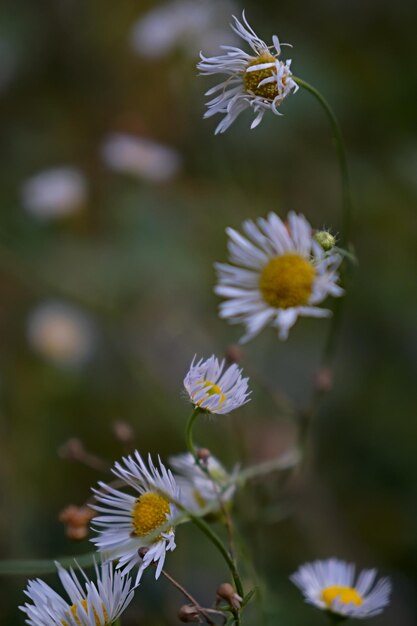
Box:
169, 452, 236, 514
101, 133, 181, 183
215, 211, 344, 342
184, 355, 250, 414
91, 452, 180, 586
21, 167, 87, 219
27, 300, 95, 367
20, 560, 134, 626
197, 11, 298, 134
291, 559, 392, 619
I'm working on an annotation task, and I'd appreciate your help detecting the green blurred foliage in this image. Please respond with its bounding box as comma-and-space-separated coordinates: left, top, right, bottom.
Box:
0, 0, 416, 624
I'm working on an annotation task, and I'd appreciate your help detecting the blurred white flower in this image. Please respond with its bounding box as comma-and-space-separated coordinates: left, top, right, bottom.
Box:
27, 301, 95, 367
130, 0, 238, 59
169, 451, 237, 514
101, 133, 181, 183
291, 558, 392, 619
21, 167, 87, 219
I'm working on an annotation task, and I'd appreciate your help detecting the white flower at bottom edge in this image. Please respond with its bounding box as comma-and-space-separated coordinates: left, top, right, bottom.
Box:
290, 558, 392, 619
169, 451, 237, 514
184, 355, 250, 414
91, 452, 180, 587
215, 211, 344, 343
197, 11, 298, 134
20, 560, 134, 626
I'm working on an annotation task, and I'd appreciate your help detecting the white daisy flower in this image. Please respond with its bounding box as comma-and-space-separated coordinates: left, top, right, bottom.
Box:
91, 452, 180, 586
184, 355, 250, 414
197, 11, 298, 134
20, 560, 134, 626
290, 558, 392, 619
215, 211, 344, 343
169, 452, 237, 514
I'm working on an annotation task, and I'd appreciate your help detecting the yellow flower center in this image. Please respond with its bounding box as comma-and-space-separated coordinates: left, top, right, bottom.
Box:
321, 586, 363, 608
132, 492, 170, 538
244, 53, 280, 99
62, 599, 108, 626
259, 253, 315, 309
196, 380, 226, 405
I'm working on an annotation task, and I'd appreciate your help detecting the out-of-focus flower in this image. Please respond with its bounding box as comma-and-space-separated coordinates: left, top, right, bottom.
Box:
184, 355, 250, 415
20, 561, 134, 626
215, 211, 344, 342
21, 167, 87, 219
27, 301, 95, 367
91, 452, 179, 586
169, 451, 236, 513
101, 133, 181, 183
290, 558, 392, 619
130, 0, 238, 60
197, 11, 298, 134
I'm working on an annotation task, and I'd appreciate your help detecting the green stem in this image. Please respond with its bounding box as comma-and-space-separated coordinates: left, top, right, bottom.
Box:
188, 511, 244, 600
0, 552, 96, 576
185, 407, 201, 458
293, 77, 353, 246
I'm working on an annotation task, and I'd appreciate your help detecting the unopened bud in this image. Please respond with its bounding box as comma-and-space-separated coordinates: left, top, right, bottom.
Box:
217, 583, 242, 609
112, 420, 134, 444
138, 547, 149, 559
197, 448, 211, 464
314, 367, 333, 393
58, 438, 85, 460
178, 604, 201, 623
225, 345, 244, 364
314, 230, 336, 251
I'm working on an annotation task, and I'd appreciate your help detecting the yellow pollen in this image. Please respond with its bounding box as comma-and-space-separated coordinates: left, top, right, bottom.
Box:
321, 586, 363, 608
244, 53, 281, 100
259, 253, 315, 309
132, 492, 170, 538
62, 599, 108, 626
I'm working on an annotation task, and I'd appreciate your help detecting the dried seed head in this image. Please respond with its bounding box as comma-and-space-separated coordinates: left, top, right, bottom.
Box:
59, 505, 94, 541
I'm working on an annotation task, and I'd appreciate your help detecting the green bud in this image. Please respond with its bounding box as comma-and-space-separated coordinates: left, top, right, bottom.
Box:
314, 230, 336, 251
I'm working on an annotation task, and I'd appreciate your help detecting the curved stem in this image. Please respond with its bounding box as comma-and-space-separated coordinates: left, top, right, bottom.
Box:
185, 407, 201, 458
293, 77, 353, 246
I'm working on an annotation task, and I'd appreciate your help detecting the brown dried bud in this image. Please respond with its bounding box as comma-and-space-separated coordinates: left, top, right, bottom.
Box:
138, 547, 149, 559
225, 345, 244, 364
314, 367, 333, 393
59, 505, 94, 541
178, 604, 202, 623
112, 420, 134, 444
217, 583, 242, 609
66, 526, 89, 541
197, 448, 211, 464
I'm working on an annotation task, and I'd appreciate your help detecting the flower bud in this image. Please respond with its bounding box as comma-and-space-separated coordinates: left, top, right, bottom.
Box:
197, 448, 211, 464
178, 604, 201, 623
217, 583, 242, 609
112, 420, 134, 444
138, 547, 149, 559
225, 345, 244, 364
58, 505, 94, 541
314, 230, 336, 251
314, 367, 333, 393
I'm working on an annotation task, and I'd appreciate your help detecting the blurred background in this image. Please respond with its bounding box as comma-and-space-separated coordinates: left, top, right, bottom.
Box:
0, 0, 416, 624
